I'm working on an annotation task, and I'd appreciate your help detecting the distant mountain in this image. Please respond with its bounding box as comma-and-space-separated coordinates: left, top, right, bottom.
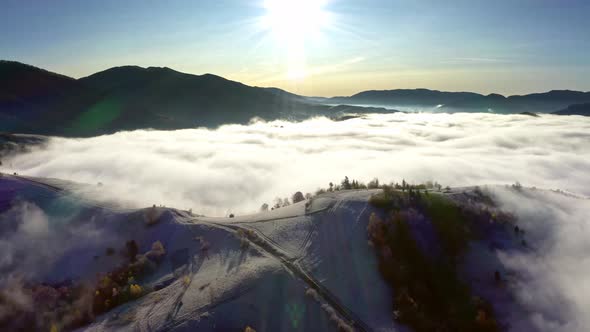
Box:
324, 88, 590, 113
3, 60, 590, 136
552, 103, 590, 116
330, 89, 481, 107
0, 133, 45, 159
0, 61, 320, 136
0, 61, 80, 132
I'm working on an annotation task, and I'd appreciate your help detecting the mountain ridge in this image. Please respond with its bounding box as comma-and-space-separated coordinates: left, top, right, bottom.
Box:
324, 88, 590, 113
553, 102, 590, 116
2, 60, 590, 136
0, 61, 318, 136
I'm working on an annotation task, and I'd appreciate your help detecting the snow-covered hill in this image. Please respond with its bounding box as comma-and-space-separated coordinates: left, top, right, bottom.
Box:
0, 175, 396, 332
0, 174, 588, 331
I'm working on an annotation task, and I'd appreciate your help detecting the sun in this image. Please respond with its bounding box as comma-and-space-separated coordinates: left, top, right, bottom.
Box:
261, 0, 330, 41
260, 0, 332, 80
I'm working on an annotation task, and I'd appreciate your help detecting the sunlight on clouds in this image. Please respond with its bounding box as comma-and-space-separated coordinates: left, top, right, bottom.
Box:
5, 113, 590, 217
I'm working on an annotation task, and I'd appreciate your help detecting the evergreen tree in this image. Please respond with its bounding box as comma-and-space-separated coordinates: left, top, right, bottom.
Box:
342, 176, 351, 190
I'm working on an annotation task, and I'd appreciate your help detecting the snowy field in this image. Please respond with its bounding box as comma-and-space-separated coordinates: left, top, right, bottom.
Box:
2, 113, 589, 216
0, 175, 588, 331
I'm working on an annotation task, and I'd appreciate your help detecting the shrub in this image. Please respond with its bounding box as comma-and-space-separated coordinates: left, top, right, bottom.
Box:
367, 195, 498, 332
368, 178, 380, 189
422, 194, 470, 259
145, 241, 166, 263
236, 229, 255, 249
273, 197, 283, 209
129, 284, 142, 298
305, 288, 320, 301
341, 176, 351, 190
381, 184, 394, 195
292, 191, 305, 203
125, 240, 139, 262
145, 206, 160, 226
369, 194, 390, 209
366, 213, 385, 247
5, 238, 169, 331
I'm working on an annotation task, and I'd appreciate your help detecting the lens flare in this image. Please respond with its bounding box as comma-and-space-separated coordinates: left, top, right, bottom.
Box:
260, 0, 332, 80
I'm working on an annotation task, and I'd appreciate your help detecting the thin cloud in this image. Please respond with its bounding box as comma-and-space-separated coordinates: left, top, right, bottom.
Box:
441, 57, 514, 65
255, 56, 366, 84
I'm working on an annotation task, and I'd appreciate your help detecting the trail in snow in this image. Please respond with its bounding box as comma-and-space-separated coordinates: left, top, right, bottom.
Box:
206, 218, 373, 332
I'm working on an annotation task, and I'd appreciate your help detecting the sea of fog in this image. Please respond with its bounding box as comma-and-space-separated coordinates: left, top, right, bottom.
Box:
3, 112, 590, 216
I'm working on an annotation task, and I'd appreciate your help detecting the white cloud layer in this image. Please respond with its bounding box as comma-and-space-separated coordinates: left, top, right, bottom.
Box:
0, 201, 103, 281
3, 113, 590, 216
490, 187, 590, 332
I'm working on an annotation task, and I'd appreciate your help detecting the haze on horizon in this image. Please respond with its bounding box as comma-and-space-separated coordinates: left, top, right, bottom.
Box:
2, 0, 590, 97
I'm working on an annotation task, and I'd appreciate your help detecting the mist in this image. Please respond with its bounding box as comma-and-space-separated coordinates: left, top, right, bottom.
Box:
0, 201, 104, 282
489, 187, 590, 331
3, 113, 590, 216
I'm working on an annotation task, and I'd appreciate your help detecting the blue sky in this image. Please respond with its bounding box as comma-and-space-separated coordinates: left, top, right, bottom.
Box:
2, 0, 589, 96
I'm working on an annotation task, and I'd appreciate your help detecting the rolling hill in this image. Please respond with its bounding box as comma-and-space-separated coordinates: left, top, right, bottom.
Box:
552, 102, 590, 116
0, 173, 582, 331
323, 89, 590, 113
0, 61, 319, 136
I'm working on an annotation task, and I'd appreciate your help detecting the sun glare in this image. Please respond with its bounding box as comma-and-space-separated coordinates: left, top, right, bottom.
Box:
262, 0, 330, 40
261, 0, 332, 80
